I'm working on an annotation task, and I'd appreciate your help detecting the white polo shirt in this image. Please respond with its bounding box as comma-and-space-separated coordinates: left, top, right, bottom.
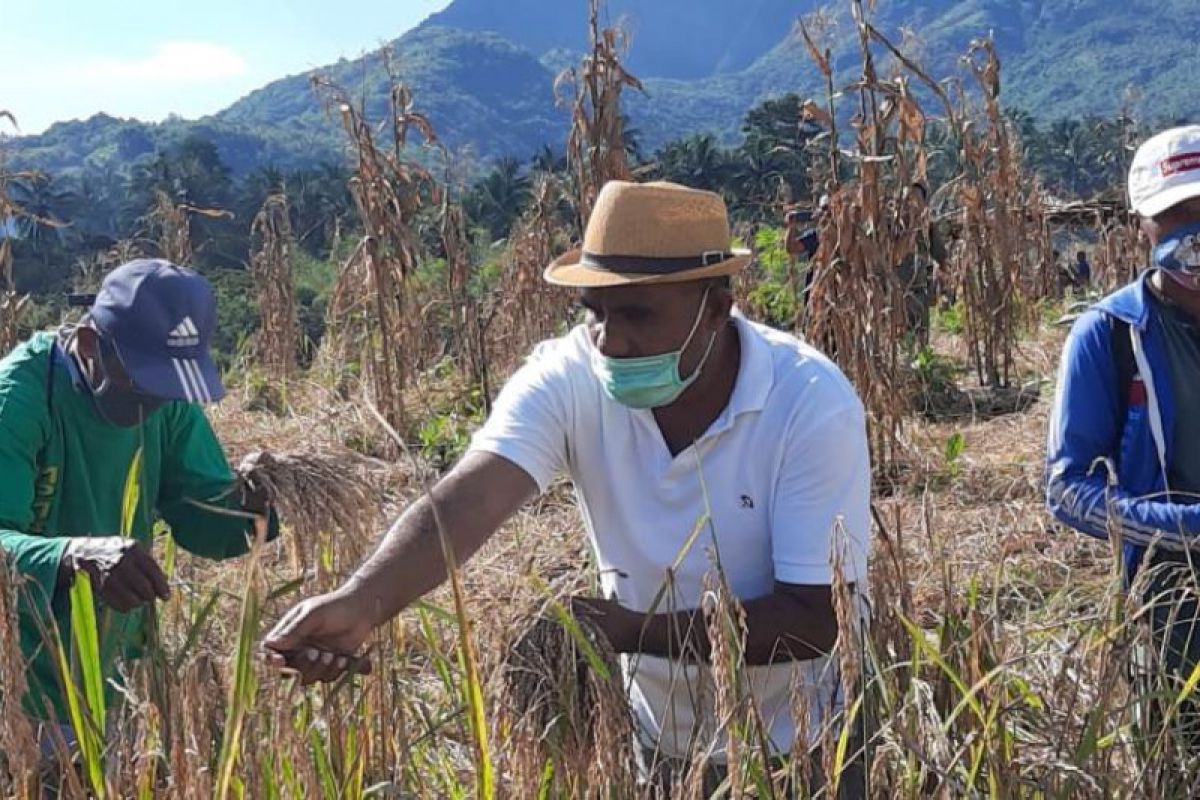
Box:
469, 313, 870, 758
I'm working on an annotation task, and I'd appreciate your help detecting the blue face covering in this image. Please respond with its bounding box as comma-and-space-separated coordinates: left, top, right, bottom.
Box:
590, 288, 720, 410
1154, 221, 1200, 272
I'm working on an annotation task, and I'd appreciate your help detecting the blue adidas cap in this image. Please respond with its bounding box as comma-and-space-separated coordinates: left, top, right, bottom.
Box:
88, 259, 225, 404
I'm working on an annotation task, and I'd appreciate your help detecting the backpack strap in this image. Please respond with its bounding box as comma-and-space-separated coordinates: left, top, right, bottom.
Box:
1110, 316, 1136, 423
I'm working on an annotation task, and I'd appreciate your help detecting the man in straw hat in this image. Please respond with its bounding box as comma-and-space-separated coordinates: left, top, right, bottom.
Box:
0, 259, 276, 769
1047, 125, 1200, 760
265, 181, 870, 791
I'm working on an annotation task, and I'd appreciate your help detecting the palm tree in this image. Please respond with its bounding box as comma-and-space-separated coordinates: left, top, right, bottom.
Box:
464, 157, 533, 240
9, 173, 73, 253
654, 134, 731, 191
530, 145, 568, 177
729, 137, 790, 222
291, 162, 352, 257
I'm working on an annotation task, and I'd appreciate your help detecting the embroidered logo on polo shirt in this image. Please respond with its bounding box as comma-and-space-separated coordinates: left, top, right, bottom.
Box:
740, 495, 755, 509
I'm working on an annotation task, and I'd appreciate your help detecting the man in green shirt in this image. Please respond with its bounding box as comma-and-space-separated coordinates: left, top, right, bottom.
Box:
0, 258, 275, 742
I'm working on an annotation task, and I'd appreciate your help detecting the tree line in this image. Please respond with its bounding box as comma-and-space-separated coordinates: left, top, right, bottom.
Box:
3, 95, 1148, 353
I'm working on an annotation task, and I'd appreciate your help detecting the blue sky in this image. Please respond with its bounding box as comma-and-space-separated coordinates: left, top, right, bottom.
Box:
1, 0, 452, 134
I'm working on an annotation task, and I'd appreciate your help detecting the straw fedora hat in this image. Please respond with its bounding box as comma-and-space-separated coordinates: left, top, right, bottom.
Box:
544, 180, 752, 287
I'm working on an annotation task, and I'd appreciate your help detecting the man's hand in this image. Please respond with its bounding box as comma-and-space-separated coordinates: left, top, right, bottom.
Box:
262, 589, 376, 685
569, 596, 644, 654
235, 452, 272, 517
261, 452, 537, 685
59, 537, 171, 613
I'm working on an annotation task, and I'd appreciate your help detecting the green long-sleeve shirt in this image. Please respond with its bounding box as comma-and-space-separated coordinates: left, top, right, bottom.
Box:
0, 332, 270, 721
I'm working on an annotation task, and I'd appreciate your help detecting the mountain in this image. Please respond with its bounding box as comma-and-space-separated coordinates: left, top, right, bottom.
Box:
9, 27, 567, 178
424, 0, 804, 79
7, 0, 1199, 180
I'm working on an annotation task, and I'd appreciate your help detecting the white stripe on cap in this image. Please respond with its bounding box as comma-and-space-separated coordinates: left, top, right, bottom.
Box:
172, 358, 196, 403
185, 317, 199, 336
185, 359, 212, 404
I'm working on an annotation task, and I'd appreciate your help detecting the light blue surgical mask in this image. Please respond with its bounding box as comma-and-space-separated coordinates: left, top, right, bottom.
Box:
590, 288, 720, 409
1153, 221, 1200, 293
1154, 221, 1200, 272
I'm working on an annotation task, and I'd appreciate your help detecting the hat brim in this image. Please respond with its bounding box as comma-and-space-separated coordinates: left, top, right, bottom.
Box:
1134, 182, 1200, 218
115, 341, 226, 405
544, 248, 753, 288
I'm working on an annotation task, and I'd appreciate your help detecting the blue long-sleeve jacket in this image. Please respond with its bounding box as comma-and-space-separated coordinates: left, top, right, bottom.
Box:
1046, 272, 1200, 579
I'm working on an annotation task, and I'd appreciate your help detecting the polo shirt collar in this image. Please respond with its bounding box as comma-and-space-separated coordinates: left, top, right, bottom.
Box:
687, 311, 773, 444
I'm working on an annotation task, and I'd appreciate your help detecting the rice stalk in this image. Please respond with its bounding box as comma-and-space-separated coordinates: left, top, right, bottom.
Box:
363, 400, 495, 799
64, 571, 108, 798
0, 554, 40, 796
214, 519, 270, 800
236, 448, 379, 585
495, 602, 635, 797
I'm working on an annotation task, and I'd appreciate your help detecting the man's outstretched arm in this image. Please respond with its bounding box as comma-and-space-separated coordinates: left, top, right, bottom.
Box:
263, 451, 537, 683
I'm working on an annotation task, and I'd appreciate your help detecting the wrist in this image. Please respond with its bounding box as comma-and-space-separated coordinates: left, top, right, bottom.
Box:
607, 606, 644, 654
336, 576, 388, 629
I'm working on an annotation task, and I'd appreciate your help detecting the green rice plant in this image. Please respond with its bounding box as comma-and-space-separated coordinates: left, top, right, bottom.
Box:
61, 571, 107, 797
366, 401, 494, 799
214, 520, 269, 800
52, 443, 146, 797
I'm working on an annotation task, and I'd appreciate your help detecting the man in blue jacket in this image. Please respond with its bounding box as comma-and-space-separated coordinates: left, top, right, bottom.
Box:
1046, 125, 1200, 753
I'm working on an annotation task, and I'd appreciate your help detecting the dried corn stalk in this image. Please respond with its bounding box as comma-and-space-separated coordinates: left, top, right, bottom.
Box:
555, 0, 645, 228
484, 175, 574, 381
954, 41, 1021, 387
801, 6, 931, 469
1, 116, 31, 356
1094, 214, 1144, 292
249, 193, 299, 382
144, 190, 233, 266
312, 56, 440, 436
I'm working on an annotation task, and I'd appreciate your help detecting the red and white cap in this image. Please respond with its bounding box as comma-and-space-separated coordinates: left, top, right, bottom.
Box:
1129, 125, 1200, 217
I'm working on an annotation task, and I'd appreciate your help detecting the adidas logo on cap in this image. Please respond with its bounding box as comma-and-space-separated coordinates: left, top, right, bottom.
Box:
167, 316, 200, 348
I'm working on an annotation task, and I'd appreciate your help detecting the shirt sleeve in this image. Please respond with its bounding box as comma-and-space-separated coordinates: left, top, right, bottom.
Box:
770, 402, 871, 587
467, 341, 573, 493
1045, 311, 1200, 547
157, 403, 278, 560
0, 343, 67, 614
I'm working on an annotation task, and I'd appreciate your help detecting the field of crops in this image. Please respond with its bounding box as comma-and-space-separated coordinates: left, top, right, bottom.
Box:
4, 0, 1195, 798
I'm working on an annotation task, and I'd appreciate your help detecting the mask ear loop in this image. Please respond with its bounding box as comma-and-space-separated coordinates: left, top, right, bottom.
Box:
678, 286, 713, 354
679, 287, 720, 383
77, 321, 114, 396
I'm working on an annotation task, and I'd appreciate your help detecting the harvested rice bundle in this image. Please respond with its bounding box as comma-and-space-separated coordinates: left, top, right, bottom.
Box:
497, 605, 637, 796
236, 449, 380, 579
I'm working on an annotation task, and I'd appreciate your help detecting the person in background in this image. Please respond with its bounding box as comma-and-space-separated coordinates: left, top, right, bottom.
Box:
1073, 250, 1092, 287
785, 196, 828, 317
897, 182, 947, 349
